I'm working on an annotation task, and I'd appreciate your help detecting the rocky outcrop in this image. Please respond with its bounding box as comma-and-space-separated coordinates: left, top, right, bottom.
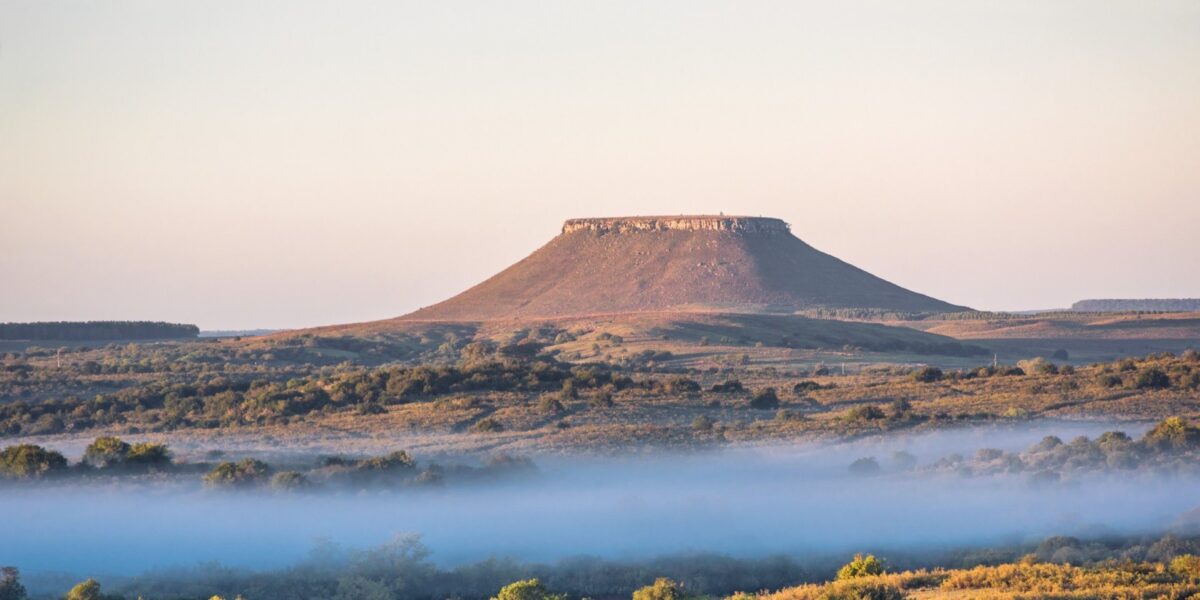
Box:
562, 216, 789, 235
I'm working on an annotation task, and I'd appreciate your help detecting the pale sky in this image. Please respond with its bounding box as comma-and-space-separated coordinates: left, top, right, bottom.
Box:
2, 1, 1198, 330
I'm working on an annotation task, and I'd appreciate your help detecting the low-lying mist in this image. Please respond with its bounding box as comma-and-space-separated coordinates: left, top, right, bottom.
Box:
3, 420, 1193, 580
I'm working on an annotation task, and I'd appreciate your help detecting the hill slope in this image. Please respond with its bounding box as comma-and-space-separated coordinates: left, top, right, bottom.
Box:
405, 216, 966, 321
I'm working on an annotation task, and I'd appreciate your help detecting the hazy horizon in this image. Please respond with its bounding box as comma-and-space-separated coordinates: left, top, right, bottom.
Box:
3, 1, 1199, 329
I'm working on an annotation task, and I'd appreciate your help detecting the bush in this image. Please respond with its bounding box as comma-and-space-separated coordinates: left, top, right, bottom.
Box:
711, 379, 745, 393
65, 579, 101, 600
844, 405, 886, 422
126, 442, 171, 470
793, 380, 823, 393
83, 436, 131, 469
0, 444, 67, 479
1142, 417, 1200, 451
493, 579, 565, 600
911, 366, 943, 383
848, 457, 882, 476
749, 388, 780, 410
270, 471, 312, 491
816, 579, 904, 600
1134, 368, 1171, 390
1097, 374, 1123, 388
203, 458, 271, 488
837, 554, 886, 579
472, 417, 503, 433
691, 415, 714, 432
1170, 554, 1200, 580
632, 578, 686, 600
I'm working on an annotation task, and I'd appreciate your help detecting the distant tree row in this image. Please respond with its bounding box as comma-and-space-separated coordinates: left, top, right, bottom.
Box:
1072, 299, 1200, 312
0, 321, 198, 341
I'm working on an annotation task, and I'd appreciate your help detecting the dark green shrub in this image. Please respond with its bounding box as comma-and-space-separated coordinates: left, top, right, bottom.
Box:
749, 388, 780, 410
912, 366, 943, 383
1134, 368, 1171, 390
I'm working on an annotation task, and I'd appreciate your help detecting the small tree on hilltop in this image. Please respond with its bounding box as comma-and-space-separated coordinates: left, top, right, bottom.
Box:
65, 579, 101, 600
632, 578, 686, 600
836, 554, 886, 580
493, 578, 565, 600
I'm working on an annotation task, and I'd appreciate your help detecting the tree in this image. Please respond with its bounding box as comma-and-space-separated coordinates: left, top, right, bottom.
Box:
126, 443, 171, 470
493, 578, 565, 600
836, 554, 886, 580
65, 579, 101, 600
1142, 417, 1200, 451
848, 457, 882, 477
203, 458, 271, 488
0, 567, 26, 600
632, 578, 686, 600
83, 436, 131, 469
0, 444, 67, 479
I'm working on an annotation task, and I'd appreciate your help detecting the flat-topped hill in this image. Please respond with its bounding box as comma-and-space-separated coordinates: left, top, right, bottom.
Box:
404, 215, 966, 321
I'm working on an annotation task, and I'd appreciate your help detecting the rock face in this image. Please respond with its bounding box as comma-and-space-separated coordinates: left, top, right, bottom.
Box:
404, 215, 967, 321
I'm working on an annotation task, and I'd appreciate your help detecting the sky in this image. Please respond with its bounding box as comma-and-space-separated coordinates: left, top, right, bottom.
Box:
1, 1, 1198, 330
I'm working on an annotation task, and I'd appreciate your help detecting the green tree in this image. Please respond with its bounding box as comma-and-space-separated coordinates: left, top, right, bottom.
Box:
0, 444, 68, 479
1143, 417, 1200, 451
83, 436, 131, 469
836, 554, 886, 580
632, 578, 686, 600
493, 578, 565, 600
126, 443, 171, 469
203, 458, 271, 488
65, 578, 101, 600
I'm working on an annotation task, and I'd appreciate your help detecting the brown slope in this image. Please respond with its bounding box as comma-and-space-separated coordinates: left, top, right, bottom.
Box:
404, 216, 965, 321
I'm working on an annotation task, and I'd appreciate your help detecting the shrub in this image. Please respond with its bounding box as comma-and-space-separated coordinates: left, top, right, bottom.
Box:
472, 418, 503, 433
793, 380, 823, 393
844, 405, 886, 422
539, 394, 565, 414
270, 471, 312, 491
0, 444, 67, 479
1097, 374, 1123, 388
711, 380, 745, 393
837, 554, 886, 579
1018, 357, 1058, 375
749, 388, 780, 410
691, 415, 715, 432
1134, 368, 1171, 390
1171, 554, 1200, 580
83, 436, 131, 469
126, 443, 171, 470
632, 578, 686, 600
65, 579, 101, 600
816, 579, 904, 600
493, 579, 565, 600
911, 366, 943, 383
848, 457, 882, 477
203, 458, 271, 488
1142, 417, 1200, 451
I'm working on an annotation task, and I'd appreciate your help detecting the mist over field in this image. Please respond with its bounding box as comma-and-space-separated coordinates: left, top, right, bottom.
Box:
3, 421, 1192, 580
